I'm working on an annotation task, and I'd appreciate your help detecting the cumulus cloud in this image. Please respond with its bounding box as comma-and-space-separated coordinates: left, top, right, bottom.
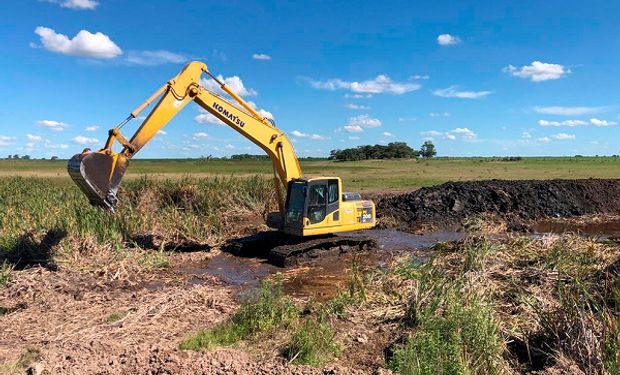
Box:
34, 26, 122, 59
43, 0, 98, 10
429, 112, 450, 117
27, 134, 43, 141
309, 75, 420, 95
37, 119, 68, 131
538, 118, 617, 127
125, 50, 186, 66
348, 136, 360, 140
533, 106, 608, 116
344, 93, 372, 99
537, 137, 551, 143
590, 118, 617, 126
73, 135, 99, 145
201, 75, 257, 97
85, 125, 99, 131
252, 53, 271, 60
433, 86, 492, 99
291, 130, 329, 140
346, 103, 370, 110
339, 114, 382, 133
192, 132, 209, 140
446, 128, 477, 141
437, 34, 461, 45
157, 130, 167, 135
398, 117, 416, 123
551, 133, 575, 140
420, 130, 443, 140
411, 74, 430, 80
0, 136, 15, 147
503, 61, 569, 82
522, 131, 532, 139
382, 132, 394, 137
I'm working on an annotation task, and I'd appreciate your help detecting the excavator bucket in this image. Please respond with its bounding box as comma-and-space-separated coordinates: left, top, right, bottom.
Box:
67, 150, 128, 210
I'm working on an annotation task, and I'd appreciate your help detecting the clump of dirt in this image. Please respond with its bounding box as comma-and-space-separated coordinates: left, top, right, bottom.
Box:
377, 179, 620, 232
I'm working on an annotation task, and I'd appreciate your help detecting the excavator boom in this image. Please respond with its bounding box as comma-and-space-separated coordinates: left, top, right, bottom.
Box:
68, 61, 300, 212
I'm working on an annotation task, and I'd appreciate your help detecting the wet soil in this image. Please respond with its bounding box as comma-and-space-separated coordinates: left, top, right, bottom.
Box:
377, 179, 620, 232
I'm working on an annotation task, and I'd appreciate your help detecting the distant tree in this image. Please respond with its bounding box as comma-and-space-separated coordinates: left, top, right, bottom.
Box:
7, 155, 11, 159
21, 155, 31, 160
329, 142, 416, 161
420, 141, 437, 158
12, 154, 19, 159
51, 156, 59, 160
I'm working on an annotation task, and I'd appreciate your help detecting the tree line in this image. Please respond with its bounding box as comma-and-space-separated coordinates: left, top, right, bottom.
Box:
329, 141, 436, 161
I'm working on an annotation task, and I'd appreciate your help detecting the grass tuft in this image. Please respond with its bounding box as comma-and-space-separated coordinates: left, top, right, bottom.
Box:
284, 317, 340, 366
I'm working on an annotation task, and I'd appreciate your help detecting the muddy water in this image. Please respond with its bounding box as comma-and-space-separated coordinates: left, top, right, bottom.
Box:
531, 219, 620, 237
176, 230, 465, 300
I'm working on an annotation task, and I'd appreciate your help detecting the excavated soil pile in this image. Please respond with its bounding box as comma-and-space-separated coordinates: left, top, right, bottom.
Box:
377, 179, 620, 230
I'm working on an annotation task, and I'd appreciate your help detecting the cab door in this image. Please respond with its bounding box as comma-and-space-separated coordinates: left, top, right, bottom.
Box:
305, 179, 340, 228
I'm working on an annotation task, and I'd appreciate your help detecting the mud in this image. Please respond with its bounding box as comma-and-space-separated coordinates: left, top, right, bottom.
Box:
377, 179, 620, 231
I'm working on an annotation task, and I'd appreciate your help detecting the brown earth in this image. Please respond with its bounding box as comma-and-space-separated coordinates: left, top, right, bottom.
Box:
376, 179, 620, 232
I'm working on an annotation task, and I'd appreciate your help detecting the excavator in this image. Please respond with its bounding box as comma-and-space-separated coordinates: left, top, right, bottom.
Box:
68, 61, 376, 266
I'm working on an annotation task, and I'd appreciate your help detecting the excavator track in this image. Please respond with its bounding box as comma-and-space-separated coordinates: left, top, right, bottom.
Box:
222, 231, 376, 267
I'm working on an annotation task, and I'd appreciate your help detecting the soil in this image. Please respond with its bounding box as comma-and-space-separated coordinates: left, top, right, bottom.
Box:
377, 179, 620, 232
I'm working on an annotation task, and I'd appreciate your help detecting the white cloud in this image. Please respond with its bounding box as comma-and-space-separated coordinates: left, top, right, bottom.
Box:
201, 75, 257, 97
73, 135, 99, 145
429, 112, 450, 117
437, 34, 461, 45
37, 119, 68, 131
26, 134, 43, 141
346, 103, 370, 110
344, 93, 372, 99
533, 106, 608, 116
85, 125, 99, 131
420, 130, 443, 140
290, 130, 329, 140
43, 0, 98, 10
538, 119, 588, 127
433, 86, 492, 99
225, 144, 235, 149
382, 132, 394, 137
551, 133, 575, 140
503, 61, 569, 82
521, 131, 532, 139
537, 136, 551, 143
398, 117, 416, 123
310, 75, 420, 95
411, 75, 430, 80
348, 136, 360, 140
34, 26, 122, 59
193, 132, 209, 140
0, 136, 15, 147
339, 114, 382, 133
157, 130, 167, 135
590, 118, 617, 127
252, 53, 271, 60
125, 50, 186, 66
258, 109, 274, 120
44, 142, 69, 150
194, 108, 224, 125
446, 127, 477, 141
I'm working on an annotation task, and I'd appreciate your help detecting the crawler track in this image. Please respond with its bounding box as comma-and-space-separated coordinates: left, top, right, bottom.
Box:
222, 231, 376, 267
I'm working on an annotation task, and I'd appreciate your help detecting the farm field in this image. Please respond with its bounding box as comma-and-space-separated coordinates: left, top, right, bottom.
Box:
1, 156, 620, 191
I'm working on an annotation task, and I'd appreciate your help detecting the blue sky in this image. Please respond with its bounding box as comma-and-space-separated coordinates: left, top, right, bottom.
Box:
1, 0, 619, 158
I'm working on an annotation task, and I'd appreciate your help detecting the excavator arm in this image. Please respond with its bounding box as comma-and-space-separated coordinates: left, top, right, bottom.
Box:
68, 61, 301, 212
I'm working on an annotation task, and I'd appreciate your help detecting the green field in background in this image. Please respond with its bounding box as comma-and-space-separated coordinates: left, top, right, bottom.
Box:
1, 157, 619, 191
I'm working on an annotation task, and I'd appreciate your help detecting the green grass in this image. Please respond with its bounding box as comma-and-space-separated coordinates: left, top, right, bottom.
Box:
179, 279, 298, 351
105, 310, 130, 324
1, 156, 619, 192
284, 317, 341, 366
0, 262, 13, 287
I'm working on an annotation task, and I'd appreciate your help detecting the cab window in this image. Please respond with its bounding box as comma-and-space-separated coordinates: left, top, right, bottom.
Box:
328, 179, 339, 204
307, 184, 327, 223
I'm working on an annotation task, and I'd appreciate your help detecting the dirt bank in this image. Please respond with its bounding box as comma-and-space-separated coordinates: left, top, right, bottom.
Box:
377, 179, 620, 231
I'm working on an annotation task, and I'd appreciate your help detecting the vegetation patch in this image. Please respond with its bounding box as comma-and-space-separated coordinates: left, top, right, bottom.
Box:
284, 317, 341, 366
179, 279, 298, 351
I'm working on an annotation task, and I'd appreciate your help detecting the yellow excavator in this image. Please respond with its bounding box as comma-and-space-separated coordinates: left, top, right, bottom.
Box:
68, 61, 376, 266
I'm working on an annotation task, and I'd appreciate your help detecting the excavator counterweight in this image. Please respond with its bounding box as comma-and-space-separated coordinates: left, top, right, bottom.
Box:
67, 61, 376, 266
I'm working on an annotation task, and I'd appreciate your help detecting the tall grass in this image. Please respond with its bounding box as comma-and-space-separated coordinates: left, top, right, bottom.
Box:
0, 176, 274, 260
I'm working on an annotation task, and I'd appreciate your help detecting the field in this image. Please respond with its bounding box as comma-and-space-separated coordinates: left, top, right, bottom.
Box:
1, 157, 620, 374
2, 156, 620, 191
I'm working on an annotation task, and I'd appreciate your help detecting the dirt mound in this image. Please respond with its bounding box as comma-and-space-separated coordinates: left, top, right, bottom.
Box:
377, 179, 620, 231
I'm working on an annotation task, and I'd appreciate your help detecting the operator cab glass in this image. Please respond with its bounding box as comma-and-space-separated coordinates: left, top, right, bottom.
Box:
285, 179, 340, 227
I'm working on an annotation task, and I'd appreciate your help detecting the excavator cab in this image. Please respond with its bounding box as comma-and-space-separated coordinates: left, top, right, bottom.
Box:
283, 178, 375, 237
